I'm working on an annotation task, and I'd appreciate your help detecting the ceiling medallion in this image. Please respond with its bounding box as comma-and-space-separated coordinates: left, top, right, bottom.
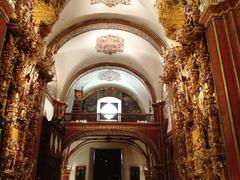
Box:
91, 0, 131, 7
98, 70, 121, 81
95, 34, 124, 55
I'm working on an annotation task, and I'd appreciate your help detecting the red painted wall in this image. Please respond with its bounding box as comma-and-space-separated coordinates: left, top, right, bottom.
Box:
206, 16, 240, 179
0, 0, 13, 55
0, 15, 7, 52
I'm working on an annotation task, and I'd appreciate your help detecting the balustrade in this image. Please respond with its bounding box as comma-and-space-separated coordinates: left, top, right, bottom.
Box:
64, 112, 154, 123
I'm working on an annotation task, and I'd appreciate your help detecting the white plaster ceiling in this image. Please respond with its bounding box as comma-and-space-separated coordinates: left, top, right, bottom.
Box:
48, 0, 171, 107
66, 68, 152, 113
46, 0, 169, 46
54, 29, 164, 101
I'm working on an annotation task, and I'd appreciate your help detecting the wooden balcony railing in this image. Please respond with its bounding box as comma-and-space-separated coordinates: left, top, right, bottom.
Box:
64, 113, 154, 123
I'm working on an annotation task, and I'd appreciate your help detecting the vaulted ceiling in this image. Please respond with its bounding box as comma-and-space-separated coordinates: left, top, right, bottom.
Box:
46, 0, 172, 108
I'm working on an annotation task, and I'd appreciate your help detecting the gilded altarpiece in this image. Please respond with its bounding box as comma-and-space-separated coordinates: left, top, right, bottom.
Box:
156, 0, 228, 179
0, 0, 64, 179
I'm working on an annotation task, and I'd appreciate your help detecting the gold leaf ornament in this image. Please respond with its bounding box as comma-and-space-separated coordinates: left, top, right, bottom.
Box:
32, 1, 57, 26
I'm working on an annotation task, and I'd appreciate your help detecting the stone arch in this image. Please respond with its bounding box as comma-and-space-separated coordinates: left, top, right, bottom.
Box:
48, 19, 167, 54
63, 128, 161, 164
61, 62, 157, 102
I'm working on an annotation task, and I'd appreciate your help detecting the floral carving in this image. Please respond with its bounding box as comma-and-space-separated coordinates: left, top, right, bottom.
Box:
90, 0, 131, 7
95, 34, 124, 55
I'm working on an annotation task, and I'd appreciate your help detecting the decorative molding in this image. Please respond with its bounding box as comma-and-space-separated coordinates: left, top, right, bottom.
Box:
64, 122, 161, 131
48, 19, 166, 54
90, 0, 131, 7
199, 0, 240, 26
95, 34, 124, 55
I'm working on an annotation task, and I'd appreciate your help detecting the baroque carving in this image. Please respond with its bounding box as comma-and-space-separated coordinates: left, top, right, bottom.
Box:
0, 0, 64, 179
155, 0, 185, 40
159, 0, 227, 179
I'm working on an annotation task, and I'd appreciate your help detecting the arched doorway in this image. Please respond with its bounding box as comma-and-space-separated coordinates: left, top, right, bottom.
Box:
62, 129, 161, 180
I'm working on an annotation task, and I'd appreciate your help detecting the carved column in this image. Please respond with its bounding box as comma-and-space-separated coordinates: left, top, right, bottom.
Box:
152, 102, 166, 179
152, 102, 164, 123
0, 0, 64, 178
156, 0, 228, 179
61, 169, 71, 180
200, 1, 240, 178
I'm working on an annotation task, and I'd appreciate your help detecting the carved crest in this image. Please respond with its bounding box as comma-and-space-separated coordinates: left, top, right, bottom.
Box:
95, 34, 124, 55
91, 0, 131, 7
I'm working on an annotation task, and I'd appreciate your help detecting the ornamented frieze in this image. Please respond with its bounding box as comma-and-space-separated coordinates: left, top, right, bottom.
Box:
90, 0, 131, 7
98, 70, 121, 81
95, 34, 124, 55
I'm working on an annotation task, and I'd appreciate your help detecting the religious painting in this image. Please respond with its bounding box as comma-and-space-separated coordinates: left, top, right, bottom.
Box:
122, 92, 141, 113
82, 89, 141, 114
95, 34, 124, 55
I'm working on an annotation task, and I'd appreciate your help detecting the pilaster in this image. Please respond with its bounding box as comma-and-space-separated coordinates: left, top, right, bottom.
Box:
200, 1, 240, 179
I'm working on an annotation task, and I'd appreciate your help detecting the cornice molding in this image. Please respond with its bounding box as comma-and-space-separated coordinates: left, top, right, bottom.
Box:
200, 0, 240, 27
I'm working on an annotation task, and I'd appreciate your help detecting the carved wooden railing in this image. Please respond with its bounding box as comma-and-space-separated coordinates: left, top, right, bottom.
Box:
64, 113, 154, 123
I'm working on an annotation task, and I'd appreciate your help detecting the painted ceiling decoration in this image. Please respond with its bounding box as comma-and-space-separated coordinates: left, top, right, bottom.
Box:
90, 0, 131, 7
98, 70, 121, 81
49, 21, 164, 54
95, 34, 124, 55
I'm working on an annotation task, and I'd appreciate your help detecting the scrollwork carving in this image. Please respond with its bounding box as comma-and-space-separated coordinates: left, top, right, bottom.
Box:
0, 0, 64, 178
159, 0, 227, 178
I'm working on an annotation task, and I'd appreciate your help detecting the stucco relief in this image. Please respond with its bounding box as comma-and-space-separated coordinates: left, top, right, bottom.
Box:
90, 0, 131, 7
98, 70, 121, 81
95, 34, 124, 55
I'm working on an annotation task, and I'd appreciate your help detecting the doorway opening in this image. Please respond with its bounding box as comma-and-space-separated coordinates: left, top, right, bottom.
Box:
93, 149, 122, 180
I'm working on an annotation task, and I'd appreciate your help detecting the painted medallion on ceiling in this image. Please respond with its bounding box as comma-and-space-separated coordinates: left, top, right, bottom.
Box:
98, 70, 121, 81
95, 34, 124, 55
90, 0, 131, 7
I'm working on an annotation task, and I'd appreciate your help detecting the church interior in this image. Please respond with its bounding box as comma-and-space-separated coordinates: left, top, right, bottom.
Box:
0, 0, 239, 179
